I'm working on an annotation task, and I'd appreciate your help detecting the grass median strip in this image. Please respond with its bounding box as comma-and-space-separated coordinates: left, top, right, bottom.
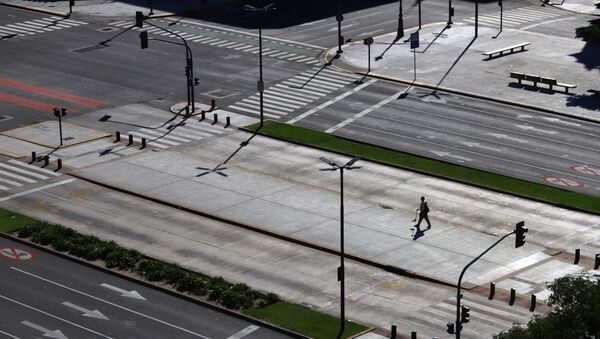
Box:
0, 210, 369, 338
245, 120, 600, 214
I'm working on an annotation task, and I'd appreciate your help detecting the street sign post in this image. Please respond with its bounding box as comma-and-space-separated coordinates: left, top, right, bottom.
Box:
410, 32, 419, 81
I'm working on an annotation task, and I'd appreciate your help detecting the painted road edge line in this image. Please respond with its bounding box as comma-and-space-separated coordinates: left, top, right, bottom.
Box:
0, 179, 76, 202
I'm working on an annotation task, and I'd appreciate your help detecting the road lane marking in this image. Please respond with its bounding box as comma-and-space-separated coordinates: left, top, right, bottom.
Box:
0, 294, 112, 338
21, 321, 68, 339
0, 329, 20, 339
325, 90, 403, 133
12, 267, 211, 338
288, 79, 376, 124
227, 325, 259, 339
0, 179, 75, 202
62, 302, 109, 320
100, 283, 146, 300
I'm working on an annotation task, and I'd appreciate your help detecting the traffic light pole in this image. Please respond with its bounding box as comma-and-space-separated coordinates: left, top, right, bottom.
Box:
454, 231, 514, 338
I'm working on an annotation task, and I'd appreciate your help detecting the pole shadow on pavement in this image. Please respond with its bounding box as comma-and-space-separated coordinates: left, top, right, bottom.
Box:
195, 130, 260, 177
433, 36, 477, 90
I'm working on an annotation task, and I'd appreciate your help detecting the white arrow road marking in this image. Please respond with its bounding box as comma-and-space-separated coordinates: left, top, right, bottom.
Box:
226, 325, 259, 339
100, 283, 146, 300
12, 267, 210, 338
430, 151, 472, 162
0, 115, 13, 122
21, 321, 68, 339
459, 141, 501, 152
327, 24, 355, 32
0, 329, 20, 339
515, 124, 557, 135
62, 302, 108, 320
540, 117, 581, 127
0, 294, 112, 338
487, 133, 529, 143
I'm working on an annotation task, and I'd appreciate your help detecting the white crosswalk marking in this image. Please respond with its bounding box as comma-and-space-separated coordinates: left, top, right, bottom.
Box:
227, 67, 361, 120
108, 20, 320, 65
0, 160, 63, 193
464, 6, 565, 27
0, 16, 87, 37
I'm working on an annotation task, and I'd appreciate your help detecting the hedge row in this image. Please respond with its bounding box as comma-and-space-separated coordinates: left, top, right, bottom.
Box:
18, 223, 279, 310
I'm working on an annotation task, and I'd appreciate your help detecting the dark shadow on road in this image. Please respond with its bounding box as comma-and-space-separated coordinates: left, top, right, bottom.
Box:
569, 32, 600, 71
566, 91, 600, 111
411, 225, 431, 241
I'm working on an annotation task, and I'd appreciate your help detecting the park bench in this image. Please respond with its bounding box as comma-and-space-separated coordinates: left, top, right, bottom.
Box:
509, 71, 577, 93
483, 42, 530, 59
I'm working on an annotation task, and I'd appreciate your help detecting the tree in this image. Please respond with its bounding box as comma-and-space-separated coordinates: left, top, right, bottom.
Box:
494, 274, 600, 339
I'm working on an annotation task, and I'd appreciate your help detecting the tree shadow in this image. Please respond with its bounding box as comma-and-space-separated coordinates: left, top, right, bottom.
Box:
566, 91, 600, 111
571, 19, 600, 70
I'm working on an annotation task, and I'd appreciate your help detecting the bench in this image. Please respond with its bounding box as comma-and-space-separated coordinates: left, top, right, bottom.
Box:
509, 71, 577, 93
483, 42, 530, 59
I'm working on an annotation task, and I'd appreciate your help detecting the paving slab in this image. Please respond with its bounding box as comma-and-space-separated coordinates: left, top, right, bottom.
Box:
0, 134, 52, 158
1, 121, 110, 148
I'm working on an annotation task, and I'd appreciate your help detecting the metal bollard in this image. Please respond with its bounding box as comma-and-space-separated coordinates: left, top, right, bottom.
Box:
141, 138, 146, 149
128, 134, 133, 146
411, 331, 417, 339
225, 116, 230, 128
574, 249, 580, 265
31, 151, 37, 163
210, 99, 216, 110
57, 159, 62, 171
509, 288, 516, 306
199, 112, 205, 122
212, 113, 218, 125
529, 294, 536, 312
390, 324, 397, 339
488, 282, 496, 300
115, 131, 121, 142
43, 156, 49, 167
595, 254, 600, 270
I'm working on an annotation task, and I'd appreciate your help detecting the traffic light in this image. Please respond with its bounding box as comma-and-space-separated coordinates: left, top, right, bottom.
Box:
135, 11, 144, 28
53, 107, 67, 117
140, 31, 148, 49
194, 78, 200, 86
515, 221, 528, 248
446, 322, 455, 334
184, 66, 190, 77
461, 305, 470, 324
450, 6, 455, 16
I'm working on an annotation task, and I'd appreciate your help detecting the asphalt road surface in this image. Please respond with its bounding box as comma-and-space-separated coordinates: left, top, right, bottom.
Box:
0, 237, 293, 339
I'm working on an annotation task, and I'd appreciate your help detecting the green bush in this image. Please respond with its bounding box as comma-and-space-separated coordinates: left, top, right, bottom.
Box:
105, 248, 141, 270
17, 224, 43, 238
97, 241, 120, 261
137, 259, 168, 281
208, 277, 230, 302
53, 237, 75, 252
176, 273, 209, 295
164, 264, 186, 285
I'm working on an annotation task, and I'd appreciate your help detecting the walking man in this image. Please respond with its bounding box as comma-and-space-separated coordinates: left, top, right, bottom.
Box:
415, 196, 431, 229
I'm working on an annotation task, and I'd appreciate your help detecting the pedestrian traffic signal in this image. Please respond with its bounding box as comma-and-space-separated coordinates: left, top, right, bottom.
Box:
135, 11, 144, 28
461, 305, 470, 324
450, 6, 455, 16
194, 78, 200, 86
446, 322, 455, 334
515, 221, 528, 248
140, 31, 148, 49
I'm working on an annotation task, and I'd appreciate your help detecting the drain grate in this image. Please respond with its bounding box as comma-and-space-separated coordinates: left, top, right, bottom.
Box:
72, 44, 107, 53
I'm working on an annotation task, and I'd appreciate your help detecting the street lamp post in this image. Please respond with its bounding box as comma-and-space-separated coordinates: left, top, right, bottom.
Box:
396, 0, 404, 40
245, 4, 274, 127
319, 156, 361, 339
336, 0, 344, 54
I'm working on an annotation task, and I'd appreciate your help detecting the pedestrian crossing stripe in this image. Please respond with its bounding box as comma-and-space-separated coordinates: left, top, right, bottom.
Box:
227, 67, 361, 120
107, 21, 320, 65
123, 118, 227, 150
0, 16, 87, 38
0, 160, 61, 192
463, 6, 565, 27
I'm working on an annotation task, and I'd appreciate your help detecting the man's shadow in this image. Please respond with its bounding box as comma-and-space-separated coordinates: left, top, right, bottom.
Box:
410, 224, 431, 241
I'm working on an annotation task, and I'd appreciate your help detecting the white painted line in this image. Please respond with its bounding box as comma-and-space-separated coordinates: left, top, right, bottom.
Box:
100, 283, 146, 301
227, 325, 259, 339
240, 98, 295, 112
288, 79, 376, 124
293, 75, 346, 88
128, 132, 180, 146
228, 105, 281, 118
0, 163, 48, 180
262, 93, 307, 106
0, 184, 9, 191
8, 160, 61, 176
0, 295, 112, 339
0, 329, 20, 339
0, 177, 23, 187
295, 57, 316, 63
245, 96, 302, 109
325, 89, 402, 133
0, 170, 36, 183
138, 128, 192, 142
182, 122, 225, 134
274, 84, 326, 98
62, 302, 109, 320
12, 268, 211, 338
0, 179, 75, 202
233, 101, 289, 116
300, 18, 326, 26
265, 89, 314, 103
286, 55, 308, 61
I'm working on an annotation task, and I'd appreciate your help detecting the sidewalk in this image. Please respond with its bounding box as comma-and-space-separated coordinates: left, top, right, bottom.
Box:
330, 9, 600, 122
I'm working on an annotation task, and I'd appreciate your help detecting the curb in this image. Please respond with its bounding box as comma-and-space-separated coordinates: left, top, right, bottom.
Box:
67, 171, 457, 289
322, 32, 600, 126
0, 2, 68, 17
0, 232, 309, 339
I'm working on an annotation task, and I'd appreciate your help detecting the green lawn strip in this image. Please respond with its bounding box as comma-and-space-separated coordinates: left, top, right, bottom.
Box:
243, 301, 369, 339
245, 121, 600, 214
0, 207, 39, 233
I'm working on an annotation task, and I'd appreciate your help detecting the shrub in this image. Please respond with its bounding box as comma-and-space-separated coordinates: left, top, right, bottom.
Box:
176, 273, 208, 295
53, 237, 75, 252
105, 248, 141, 270
164, 264, 186, 285
208, 277, 230, 302
258, 292, 280, 308
97, 241, 120, 261
17, 224, 43, 238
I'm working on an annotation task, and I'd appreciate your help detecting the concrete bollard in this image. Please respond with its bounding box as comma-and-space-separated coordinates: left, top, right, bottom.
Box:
210, 99, 216, 110
31, 151, 37, 163
115, 131, 121, 142
128, 134, 133, 146
488, 282, 496, 300
509, 288, 516, 306
595, 254, 600, 270
390, 324, 397, 339
212, 113, 218, 125
199, 112, 205, 122
225, 116, 230, 128
141, 138, 146, 149
529, 294, 536, 312
57, 159, 62, 171
574, 249, 580, 265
